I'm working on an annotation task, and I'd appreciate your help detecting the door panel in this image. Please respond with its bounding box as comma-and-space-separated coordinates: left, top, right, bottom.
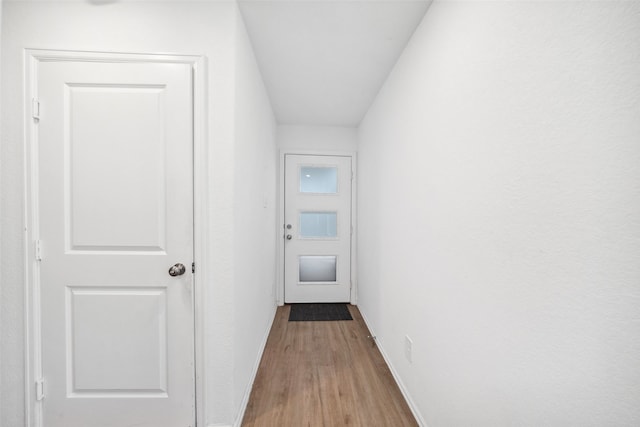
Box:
284, 155, 352, 303
67, 84, 167, 252
67, 286, 168, 396
37, 59, 194, 427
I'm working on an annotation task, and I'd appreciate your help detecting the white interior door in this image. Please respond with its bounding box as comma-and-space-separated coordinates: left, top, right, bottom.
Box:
36, 58, 195, 427
284, 154, 352, 303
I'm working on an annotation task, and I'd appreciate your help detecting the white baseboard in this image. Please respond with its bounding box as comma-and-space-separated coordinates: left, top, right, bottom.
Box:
230, 304, 278, 427
358, 309, 428, 427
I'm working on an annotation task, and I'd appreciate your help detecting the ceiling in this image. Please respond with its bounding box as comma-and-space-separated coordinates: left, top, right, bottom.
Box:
238, 0, 432, 126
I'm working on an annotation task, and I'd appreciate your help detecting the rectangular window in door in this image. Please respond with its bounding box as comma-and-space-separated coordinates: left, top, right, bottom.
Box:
299, 166, 338, 193
299, 212, 337, 239
299, 255, 337, 283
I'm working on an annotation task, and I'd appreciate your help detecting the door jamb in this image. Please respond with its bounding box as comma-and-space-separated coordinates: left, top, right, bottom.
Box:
277, 150, 358, 306
23, 49, 209, 427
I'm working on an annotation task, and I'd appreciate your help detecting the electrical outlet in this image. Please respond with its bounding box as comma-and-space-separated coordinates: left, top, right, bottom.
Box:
405, 335, 413, 363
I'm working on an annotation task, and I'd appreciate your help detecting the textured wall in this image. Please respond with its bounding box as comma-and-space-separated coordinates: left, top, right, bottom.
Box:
358, 1, 640, 425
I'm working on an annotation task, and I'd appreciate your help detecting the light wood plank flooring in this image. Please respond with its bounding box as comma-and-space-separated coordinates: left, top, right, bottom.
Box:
242, 304, 418, 427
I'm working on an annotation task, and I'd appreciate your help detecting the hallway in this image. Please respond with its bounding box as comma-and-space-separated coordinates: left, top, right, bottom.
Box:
242, 305, 418, 426
2, 1, 640, 426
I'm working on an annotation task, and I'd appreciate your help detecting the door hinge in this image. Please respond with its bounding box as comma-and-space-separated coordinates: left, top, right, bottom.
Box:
35, 378, 45, 401
34, 240, 43, 261
192, 262, 195, 274
32, 98, 41, 120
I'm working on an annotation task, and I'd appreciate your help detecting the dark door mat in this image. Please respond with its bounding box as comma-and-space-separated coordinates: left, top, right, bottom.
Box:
289, 303, 353, 321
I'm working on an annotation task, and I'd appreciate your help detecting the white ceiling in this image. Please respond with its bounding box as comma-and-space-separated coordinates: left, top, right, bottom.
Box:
238, 0, 432, 126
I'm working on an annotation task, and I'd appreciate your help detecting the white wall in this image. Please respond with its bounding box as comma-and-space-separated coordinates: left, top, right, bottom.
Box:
358, 1, 640, 426
0, 1, 3, 425
230, 9, 278, 427
0, 1, 277, 426
278, 124, 358, 152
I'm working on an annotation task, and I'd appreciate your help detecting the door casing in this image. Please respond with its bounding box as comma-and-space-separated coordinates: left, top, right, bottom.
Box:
23, 49, 208, 427
277, 150, 357, 306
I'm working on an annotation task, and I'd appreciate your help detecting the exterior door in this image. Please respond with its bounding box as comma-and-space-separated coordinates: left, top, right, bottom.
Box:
36, 58, 195, 427
284, 154, 352, 303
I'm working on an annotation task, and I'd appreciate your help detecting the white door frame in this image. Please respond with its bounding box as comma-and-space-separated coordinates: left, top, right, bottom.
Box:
277, 150, 357, 306
23, 49, 209, 427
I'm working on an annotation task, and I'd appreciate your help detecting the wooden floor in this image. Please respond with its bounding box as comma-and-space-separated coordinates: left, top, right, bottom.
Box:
242, 305, 418, 427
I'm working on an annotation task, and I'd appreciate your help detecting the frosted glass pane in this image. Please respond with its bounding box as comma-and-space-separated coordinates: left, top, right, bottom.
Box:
300, 167, 337, 193
299, 256, 337, 282
300, 212, 337, 238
